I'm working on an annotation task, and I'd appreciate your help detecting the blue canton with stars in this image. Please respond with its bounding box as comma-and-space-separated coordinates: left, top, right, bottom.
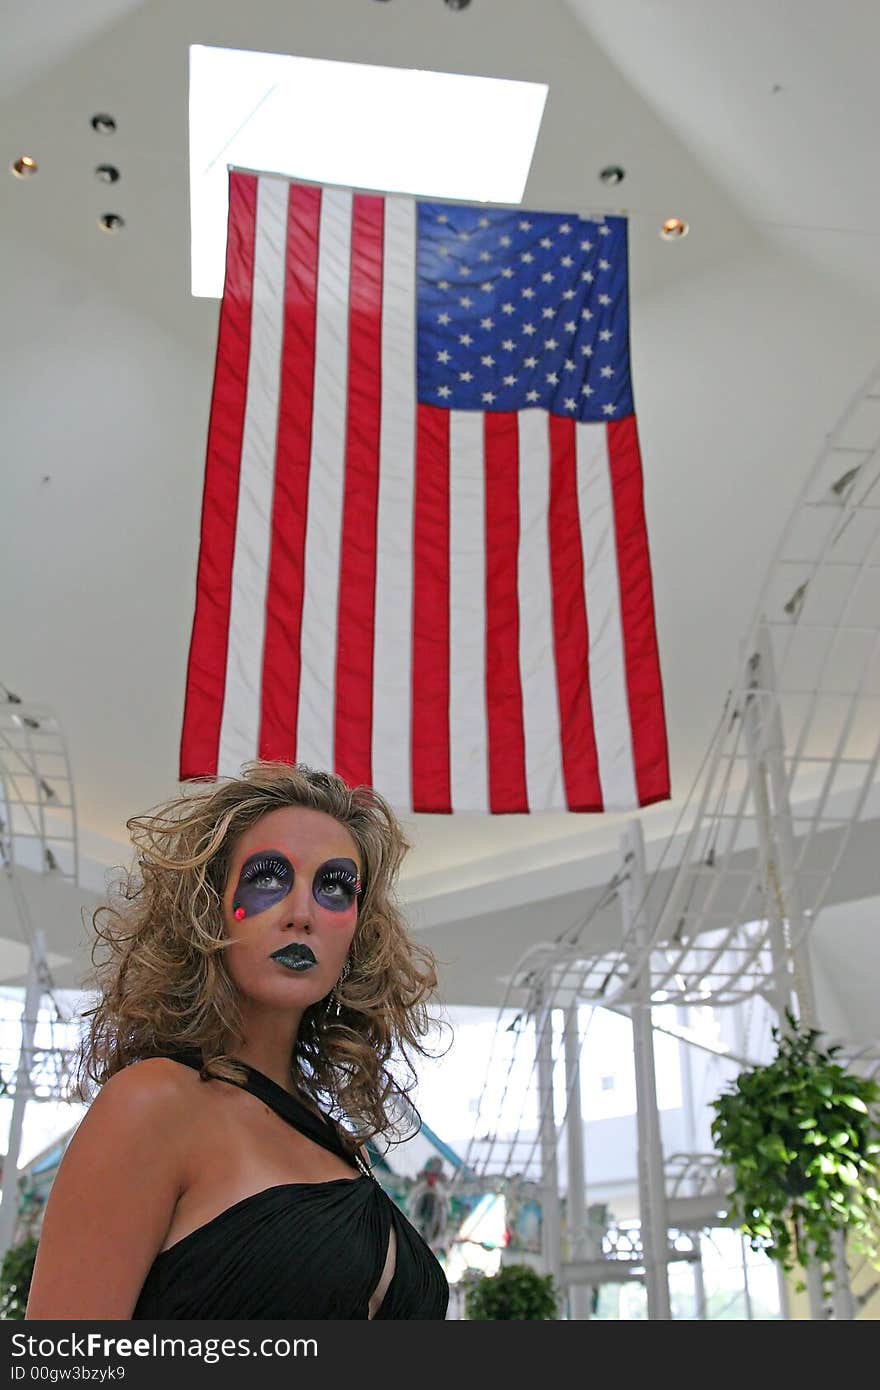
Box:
416, 203, 633, 423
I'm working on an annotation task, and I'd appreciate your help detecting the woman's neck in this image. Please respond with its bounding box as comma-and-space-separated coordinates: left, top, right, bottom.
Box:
226, 1009, 302, 1095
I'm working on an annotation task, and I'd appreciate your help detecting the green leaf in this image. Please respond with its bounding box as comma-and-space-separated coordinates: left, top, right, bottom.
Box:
757, 1134, 788, 1161
838, 1095, 868, 1115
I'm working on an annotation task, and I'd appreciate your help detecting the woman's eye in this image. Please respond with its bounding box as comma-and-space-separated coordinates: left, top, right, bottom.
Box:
244, 859, 289, 890
253, 870, 282, 889
316, 872, 357, 905
322, 877, 349, 897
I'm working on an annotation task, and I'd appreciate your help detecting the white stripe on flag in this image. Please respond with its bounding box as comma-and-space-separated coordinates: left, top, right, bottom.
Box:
295, 188, 353, 770
371, 196, 416, 813
449, 409, 489, 812
517, 409, 565, 811
575, 423, 638, 809
217, 175, 287, 778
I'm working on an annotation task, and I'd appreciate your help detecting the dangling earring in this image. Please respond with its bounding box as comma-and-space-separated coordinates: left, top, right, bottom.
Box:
325, 957, 351, 1018
233, 904, 246, 921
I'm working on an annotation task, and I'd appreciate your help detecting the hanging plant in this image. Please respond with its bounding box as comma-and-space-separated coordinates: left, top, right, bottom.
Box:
710, 1014, 880, 1278
465, 1262, 559, 1319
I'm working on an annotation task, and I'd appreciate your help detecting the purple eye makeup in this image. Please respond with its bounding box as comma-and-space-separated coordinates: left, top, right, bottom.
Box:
232, 853, 294, 918
231, 851, 361, 919
313, 858, 360, 912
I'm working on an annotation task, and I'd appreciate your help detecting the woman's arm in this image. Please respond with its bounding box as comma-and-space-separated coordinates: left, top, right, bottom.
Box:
26, 1059, 188, 1320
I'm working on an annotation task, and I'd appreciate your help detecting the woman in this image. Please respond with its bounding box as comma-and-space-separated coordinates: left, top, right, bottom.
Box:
26, 762, 449, 1319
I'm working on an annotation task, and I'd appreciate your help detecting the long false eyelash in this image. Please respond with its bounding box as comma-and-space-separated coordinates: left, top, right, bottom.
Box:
321, 867, 359, 892
243, 855, 289, 882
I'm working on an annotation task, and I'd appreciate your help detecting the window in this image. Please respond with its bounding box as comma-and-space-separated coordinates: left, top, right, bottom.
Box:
189, 45, 548, 297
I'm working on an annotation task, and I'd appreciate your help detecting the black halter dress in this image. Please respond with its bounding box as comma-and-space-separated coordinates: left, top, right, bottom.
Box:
132, 1054, 448, 1320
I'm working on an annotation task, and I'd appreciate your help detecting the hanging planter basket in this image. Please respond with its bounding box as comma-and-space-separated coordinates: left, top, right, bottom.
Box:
710, 1013, 880, 1279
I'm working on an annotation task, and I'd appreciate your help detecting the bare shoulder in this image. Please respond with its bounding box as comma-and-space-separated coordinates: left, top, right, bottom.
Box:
99, 1055, 203, 1103
82, 1057, 200, 1133
26, 1057, 201, 1318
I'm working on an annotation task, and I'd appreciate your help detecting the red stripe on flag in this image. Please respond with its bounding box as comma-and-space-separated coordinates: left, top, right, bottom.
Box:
334, 194, 384, 788
607, 415, 670, 806
179, 171, 258, 779
484, 414, 528, 813
548, 416, 604, 811
412, 404, 451, 813
258, 182, 322, 764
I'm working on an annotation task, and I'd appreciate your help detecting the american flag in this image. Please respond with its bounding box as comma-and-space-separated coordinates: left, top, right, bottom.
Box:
180, 169, 669, 812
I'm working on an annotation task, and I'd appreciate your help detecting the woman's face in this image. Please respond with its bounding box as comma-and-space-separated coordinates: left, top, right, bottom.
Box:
222, 805, 362, 1015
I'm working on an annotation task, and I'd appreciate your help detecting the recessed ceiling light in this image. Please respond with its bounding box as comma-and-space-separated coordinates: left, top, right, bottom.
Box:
98, 213, 125, 233
599, 165, 624, 185
660, 217, 689, 240
95, 163, 120, 183
445, 0, 472, 9
10, 155, 38, 178
91, 113, 117, 135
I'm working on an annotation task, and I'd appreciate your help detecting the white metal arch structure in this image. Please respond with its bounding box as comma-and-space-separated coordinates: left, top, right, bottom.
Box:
627, 361, 880, 1013
485, 359, 880, 1035
0, 688, 81, 1103
456, 368, 880, 1320
0, 690, 78, 886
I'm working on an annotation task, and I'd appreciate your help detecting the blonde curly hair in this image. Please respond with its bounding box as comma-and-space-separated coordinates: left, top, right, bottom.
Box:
79, 762, 443, 1148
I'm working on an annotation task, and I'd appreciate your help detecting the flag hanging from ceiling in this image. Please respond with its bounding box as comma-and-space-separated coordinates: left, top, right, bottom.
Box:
180, 169, 669, 812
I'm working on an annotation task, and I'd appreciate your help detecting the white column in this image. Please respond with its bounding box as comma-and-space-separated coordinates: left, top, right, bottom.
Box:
830, 1231, 855, 1320
743, 628, 827, 1318
563, 1003, 592, 1319
740, 1234, 754, 1320
804, 1253, 827, 1319
678, 1005, 707, 1319
692, 1251, 708, 1320
621, 820, 671, 1319
0, 929, 46, 1262
775, 1261, 791, 1320
753, 623, 817, 1026
534, 984, 563, 1302
742, 651, 795, 1025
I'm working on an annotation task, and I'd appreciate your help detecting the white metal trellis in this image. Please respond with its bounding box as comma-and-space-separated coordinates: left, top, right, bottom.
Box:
0, 688, 83, 1259
0, 694, 78, 885
627, 361, 880, 1010
455, 364, 880, 1317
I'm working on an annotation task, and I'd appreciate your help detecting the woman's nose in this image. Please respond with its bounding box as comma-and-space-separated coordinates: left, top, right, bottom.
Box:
285, 878, 314, 930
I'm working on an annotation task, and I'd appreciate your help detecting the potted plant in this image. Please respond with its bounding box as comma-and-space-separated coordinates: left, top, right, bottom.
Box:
464, 1261, 559, 1319
710, 1014, 880, 1282
0, 1235, 39, 1320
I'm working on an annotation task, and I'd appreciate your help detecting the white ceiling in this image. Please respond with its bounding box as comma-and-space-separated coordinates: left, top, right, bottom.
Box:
2, 1, 878, 1030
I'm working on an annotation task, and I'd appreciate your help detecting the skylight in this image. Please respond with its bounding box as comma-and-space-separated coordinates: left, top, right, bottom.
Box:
189, 45, 548, 298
